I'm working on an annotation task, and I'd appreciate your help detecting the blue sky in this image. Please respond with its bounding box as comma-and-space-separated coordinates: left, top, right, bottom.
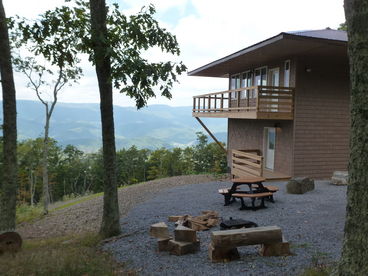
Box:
2, 0, 345, 107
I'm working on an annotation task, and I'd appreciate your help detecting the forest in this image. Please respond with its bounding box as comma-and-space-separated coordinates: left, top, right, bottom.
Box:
9, 132, 226, 206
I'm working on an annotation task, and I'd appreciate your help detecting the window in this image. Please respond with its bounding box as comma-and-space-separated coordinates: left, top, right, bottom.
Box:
230, 74, 240, 99
240, 71, 253, 99
255, 67, 267, 86
284, 60, 290, 87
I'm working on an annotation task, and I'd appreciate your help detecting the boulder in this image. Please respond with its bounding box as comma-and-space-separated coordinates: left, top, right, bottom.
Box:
331, 171, 348, 186
286, 177, 315, 194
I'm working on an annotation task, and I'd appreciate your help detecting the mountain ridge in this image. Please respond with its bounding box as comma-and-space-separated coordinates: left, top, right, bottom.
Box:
1, 100, 227, 152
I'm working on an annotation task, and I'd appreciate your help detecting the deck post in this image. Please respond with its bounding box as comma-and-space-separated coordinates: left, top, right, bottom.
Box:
237, 89, 240, 111
247, 88, 250, 107
195, 117, 227, 154
255, 86, 260, 112
221, 93, 224, 111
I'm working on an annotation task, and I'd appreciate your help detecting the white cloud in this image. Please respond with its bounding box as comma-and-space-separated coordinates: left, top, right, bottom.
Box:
2, 0, 345, 107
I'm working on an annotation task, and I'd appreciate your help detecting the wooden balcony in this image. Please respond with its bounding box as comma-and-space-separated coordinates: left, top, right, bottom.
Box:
192, 86, 295, 120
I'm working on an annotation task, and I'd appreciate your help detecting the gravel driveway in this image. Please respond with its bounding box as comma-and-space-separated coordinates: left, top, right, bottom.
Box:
104, 180, 347, 276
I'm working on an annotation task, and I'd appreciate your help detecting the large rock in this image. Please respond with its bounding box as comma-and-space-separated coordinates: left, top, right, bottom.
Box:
286, 177, 315, 194
331, 171, 348, 186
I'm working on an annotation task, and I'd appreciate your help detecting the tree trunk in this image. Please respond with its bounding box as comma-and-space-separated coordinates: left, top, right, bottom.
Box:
338, 0, 368, 275
0, 0, 17, 231
29, 170, 35, 207
42, 111, 51, 214
89, 0, 121, 238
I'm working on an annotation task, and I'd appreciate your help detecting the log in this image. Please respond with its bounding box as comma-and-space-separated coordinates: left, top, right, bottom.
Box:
168, 215, 183, 222
208, 243, 240, 262
211, 226, 282, 248
157, 237, 172, 252
174, 225, 197, 242
188, 220, 209, 231
149, 222, 169, 239
168, 240, 200, 255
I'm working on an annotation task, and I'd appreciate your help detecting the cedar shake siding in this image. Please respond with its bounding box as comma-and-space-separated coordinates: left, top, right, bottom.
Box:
228, 119, 293, 176
292, 55, 350, 178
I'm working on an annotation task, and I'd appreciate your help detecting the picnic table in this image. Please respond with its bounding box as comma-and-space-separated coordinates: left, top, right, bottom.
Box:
219, 177, 278, 210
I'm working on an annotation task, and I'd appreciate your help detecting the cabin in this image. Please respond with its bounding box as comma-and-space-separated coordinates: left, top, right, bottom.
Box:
189, 29, 349, 180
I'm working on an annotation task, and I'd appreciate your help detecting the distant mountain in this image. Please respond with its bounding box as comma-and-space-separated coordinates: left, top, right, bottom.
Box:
1, 100, 227, 152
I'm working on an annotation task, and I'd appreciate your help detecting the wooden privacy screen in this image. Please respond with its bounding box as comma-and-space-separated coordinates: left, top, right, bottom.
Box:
231, 149, 264, 178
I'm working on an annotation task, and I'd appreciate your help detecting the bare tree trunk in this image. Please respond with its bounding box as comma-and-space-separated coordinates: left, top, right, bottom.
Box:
338, 0, 368, 275
29, 170, 35, 207
89, 0, 121, 238
42, 110, 51, 214
0, 0, 17, 231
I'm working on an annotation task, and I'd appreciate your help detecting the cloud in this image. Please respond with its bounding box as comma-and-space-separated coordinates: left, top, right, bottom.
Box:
2, 0, 345, 107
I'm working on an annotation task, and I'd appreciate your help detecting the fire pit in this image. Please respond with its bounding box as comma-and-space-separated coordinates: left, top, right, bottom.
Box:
220, 217, 258, 230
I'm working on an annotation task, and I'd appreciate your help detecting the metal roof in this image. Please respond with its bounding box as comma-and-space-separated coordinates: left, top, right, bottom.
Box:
188, 29, 347, 77
285, 28, 347, 41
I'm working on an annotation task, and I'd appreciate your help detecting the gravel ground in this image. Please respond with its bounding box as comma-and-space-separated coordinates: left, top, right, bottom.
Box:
17, 174, 221, 239
104, 180, 347, 276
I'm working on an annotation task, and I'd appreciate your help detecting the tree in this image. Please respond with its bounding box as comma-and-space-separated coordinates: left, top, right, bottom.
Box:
10, 11, 83, 214
337, 0, 368, 274
89, 0, 121, 238
338, 22, 347, 31
0, 0, 18, 231
85, 1, 186, 238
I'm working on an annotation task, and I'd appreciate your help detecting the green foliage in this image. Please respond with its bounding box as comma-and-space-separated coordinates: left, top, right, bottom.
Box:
16, 203, 43, 224
338, 22, 347, 31
0, 233, 122, 276
20, 0, 187, 108
10, 132, 226, 206
10, 10, 83, 98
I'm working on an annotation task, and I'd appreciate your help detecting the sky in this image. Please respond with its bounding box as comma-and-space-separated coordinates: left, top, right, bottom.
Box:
2, 0, 345, 107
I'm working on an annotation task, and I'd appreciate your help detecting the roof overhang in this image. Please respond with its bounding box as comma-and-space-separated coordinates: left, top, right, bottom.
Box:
188, 32, 348, 78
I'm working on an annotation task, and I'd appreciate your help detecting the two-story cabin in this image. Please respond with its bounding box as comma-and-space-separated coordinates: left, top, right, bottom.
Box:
189, 29, 349, 180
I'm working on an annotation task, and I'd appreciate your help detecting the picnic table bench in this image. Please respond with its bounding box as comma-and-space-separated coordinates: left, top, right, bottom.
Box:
218, 177, 279, 210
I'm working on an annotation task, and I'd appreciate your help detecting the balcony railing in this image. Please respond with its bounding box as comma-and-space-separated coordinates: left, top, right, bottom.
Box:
192, 85, 295, 120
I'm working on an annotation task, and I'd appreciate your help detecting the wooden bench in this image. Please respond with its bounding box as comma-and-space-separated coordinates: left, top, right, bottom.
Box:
252, 184, 279, 202
208, 226, 291, 262
218, 187, 240, 206
232, 192, 273, 210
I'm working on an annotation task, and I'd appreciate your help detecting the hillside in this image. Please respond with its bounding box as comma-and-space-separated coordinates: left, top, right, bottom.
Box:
3, 100, 227, 152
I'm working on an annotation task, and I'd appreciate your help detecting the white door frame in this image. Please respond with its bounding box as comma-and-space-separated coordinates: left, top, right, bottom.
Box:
284, 60, 290, 87
269, 67, 280, 86
264, 127, 276, 170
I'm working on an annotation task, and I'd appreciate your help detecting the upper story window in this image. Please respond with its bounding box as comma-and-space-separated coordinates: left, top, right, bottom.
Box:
255, 67, 267, 86
241, 71, 253, 99
230, 74, 241, 99
284, 60, 290, 87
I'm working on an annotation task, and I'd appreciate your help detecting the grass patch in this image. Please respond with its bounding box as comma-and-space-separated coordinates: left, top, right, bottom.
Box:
300, 252, 335, 276
16, 186, 131, 223
0, 233, 125, 276
16, 204, 44, 224
53, 185, 131, 212
52, 192, 104, 212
